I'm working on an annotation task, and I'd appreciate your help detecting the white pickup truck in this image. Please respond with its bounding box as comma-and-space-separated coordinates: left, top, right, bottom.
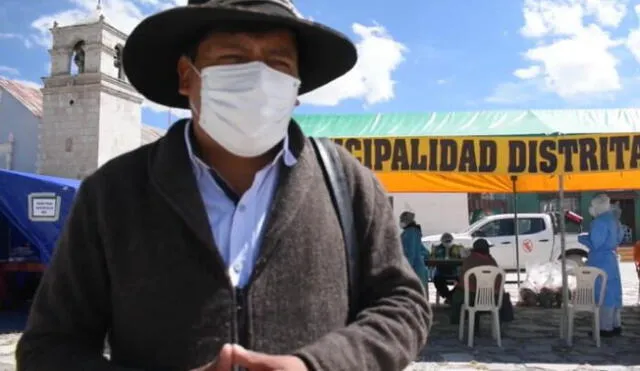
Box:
421, 213, 589, 271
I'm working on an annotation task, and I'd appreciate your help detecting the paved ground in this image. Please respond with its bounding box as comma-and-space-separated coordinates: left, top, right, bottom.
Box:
0, 334, 19, 371
0, 263, 638, 370
404, 305, 640, 371
404, 262, 640, 371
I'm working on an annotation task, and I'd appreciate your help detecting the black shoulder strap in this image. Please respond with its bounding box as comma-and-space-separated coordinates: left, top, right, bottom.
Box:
309, 137, 360, 323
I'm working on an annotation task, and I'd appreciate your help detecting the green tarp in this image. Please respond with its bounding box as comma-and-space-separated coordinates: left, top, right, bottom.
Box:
294, 109, 640, 138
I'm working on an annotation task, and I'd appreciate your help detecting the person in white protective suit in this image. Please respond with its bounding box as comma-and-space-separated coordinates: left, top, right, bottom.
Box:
578, 194, 624, 337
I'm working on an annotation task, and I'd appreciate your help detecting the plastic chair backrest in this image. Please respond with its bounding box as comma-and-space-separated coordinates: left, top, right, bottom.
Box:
463, 265, 505, 310
573, 267, 607, 308
634, 241, 640, 267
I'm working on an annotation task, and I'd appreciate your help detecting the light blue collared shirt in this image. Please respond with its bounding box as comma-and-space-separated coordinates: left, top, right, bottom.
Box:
184, 121, 297, 287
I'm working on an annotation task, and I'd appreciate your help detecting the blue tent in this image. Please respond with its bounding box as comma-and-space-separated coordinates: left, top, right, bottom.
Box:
0, 170, 80, 264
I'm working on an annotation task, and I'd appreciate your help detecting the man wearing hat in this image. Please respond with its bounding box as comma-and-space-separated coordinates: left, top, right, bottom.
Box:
16, 1, 431, 370
449, 238, 512, 325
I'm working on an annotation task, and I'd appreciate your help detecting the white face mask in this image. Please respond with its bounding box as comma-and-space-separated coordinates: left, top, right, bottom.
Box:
191, 61, 300, 158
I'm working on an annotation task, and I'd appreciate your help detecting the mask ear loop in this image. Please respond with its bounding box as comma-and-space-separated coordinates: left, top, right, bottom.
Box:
187, 61, 201, 117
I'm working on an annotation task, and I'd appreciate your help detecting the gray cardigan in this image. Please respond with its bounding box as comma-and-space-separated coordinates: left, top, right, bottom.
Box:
16, 120, 431, 371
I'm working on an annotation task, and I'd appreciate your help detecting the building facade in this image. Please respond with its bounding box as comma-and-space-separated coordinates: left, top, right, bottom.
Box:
0, 78, 42, 173
38, 15, 144, 179
389, 193, 469, 236
0, 14, 165, 178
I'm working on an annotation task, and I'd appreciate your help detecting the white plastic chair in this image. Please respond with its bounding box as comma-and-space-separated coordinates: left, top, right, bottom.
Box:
458, 265, 505, 347
560, 266, 607, 347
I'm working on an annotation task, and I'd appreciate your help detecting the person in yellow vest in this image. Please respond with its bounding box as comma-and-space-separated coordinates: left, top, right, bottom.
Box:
431, 232, 463, 303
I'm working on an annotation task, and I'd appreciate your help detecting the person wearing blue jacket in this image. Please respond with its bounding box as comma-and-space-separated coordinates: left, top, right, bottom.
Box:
400, 211, 429, 287
578, 194, 624, 337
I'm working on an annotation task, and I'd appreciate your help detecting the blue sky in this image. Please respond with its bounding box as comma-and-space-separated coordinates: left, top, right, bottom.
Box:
2, 0, 640, 130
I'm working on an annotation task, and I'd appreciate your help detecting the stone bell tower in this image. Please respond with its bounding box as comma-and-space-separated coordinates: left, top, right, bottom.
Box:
38, 4, 143, 179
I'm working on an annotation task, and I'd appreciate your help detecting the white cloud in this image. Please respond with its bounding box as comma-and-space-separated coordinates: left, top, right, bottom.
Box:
29, 0, 189, 48
31, 10, 86, 47
298, 22, 407, 107
485, 80, 544, 104
583, 0, 627, 27
0, 33, 21, 40
0, 66, 19, 76
626, 5, 640, 62
490, 0, 628, 104
520, 0, 585, 38
524, 24, 622, 98
0, 32, 33, 48
513, 65, 541, 79
520, 0, 626, 37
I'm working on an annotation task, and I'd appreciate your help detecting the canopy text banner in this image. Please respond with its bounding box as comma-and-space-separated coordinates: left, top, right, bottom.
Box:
332, 133, 640, 175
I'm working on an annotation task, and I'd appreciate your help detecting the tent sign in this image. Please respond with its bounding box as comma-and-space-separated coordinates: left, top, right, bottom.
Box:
28, 193, 61, 222
332, 133, 640, 175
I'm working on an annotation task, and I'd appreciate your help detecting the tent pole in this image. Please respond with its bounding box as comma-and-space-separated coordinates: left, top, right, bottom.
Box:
511, 175, 520, 290
558, 174, 570, 345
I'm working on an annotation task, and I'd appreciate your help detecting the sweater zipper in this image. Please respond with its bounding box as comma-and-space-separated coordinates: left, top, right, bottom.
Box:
231, 286, 248, 371
234, 287, 248, 347
233, 260, 266, 355
230, 178, 283, 366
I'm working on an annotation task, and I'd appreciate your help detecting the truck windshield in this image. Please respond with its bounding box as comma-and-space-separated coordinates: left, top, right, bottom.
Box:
459, 217, 488, 234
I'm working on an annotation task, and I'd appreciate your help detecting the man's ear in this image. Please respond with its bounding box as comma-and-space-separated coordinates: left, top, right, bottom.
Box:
177, 56, 192, 97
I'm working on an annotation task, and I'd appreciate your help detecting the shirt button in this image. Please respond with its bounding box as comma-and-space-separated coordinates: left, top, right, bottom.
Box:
238, 204, 246, 212
233, 263, 241, 273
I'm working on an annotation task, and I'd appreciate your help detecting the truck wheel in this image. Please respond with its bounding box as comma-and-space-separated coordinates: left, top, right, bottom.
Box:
560, 250, 587, 266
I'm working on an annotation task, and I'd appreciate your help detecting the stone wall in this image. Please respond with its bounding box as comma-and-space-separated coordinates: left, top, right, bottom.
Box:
97, 90, 141, 167
38, 86, 101, 179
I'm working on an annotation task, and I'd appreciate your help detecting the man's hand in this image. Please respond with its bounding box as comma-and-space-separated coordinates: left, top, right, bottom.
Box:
190, 344, 234, 371
232, 345, 308, 371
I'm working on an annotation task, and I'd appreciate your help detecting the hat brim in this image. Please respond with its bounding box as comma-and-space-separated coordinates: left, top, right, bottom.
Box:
123, 4, 357, 109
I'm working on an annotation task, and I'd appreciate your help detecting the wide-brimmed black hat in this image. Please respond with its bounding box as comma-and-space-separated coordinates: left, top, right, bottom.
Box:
123, 0, 358, 109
